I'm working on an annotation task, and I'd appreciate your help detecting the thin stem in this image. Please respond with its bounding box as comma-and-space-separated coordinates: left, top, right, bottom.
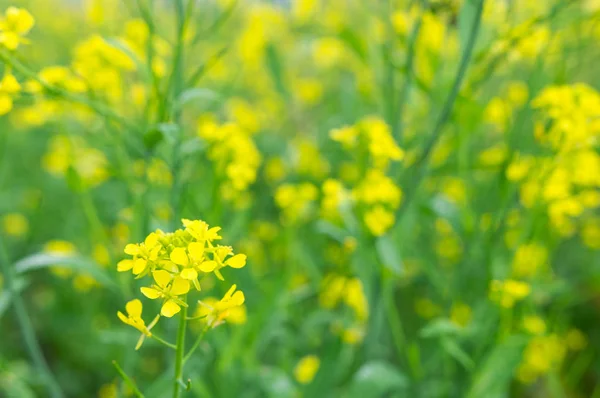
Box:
183, 325, 209, 363
396, 1, 427, 142
112, 360, 145, 398
172, 295, 188, 398
399, 0, 485, 214
0, 239, 64, 398
151, 333, 177, 350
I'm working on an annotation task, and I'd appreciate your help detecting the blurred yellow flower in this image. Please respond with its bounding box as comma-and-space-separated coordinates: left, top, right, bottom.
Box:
0, 7, 35, 50
294, 355, 320, 384
1, 212, 28, 237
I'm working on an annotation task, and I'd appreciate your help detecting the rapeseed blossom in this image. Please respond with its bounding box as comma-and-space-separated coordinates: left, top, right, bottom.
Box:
117, 220, 247, 346
0, 7, 34, 50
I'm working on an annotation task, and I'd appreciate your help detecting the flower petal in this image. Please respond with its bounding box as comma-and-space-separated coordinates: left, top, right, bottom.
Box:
161, 300, 181, 317
199, 260, 217, 272
125, 299, 143, 318
170, 247, 189, 266
180, 267, 198, 281
152, 269, 172, 288
169, 276, 190, 296
124, 244, 139, 255
132, 258, 147, 275
188, 242, 204, 260
226, 254, 246, 269
117, 259, 133, 272
231, 290, 245, 306
117, 311, 130, 325
141, 286, 162, 299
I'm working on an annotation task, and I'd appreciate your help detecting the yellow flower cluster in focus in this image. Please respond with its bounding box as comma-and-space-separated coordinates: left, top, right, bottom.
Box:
117, 219, 247, 348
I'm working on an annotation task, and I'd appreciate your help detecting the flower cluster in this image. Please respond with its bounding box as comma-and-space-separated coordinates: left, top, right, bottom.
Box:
319, 274, 368, 344
197, 115, 262, 206
0, 7, 34, 50
42, 134, 109, 188
330, 116, 404, 171
489, 279, 530, 308
117, 219, 247, 348
353, 169, 403, 236
275, 182, 318, 224
508, 84, 600, 237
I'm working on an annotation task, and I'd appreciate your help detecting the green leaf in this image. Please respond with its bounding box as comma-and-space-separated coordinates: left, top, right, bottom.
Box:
441, 337, 475, 371
13, 253, 116, 289
258, 367, 295, 398
265, 44, 287, 97
175, 88, 221, 110
0, 278, 28, 319
144, 123, 180, 150
420, 318, 462, 338
315, 220, 348, 243
376, 235, 403, 276
347, 361, 408, 397
466, 335, 528, 398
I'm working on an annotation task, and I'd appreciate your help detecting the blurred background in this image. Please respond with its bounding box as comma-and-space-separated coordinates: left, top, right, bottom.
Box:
0, 0, 599, 397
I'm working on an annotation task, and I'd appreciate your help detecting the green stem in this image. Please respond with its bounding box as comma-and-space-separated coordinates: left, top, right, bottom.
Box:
399, 0, 485, 213
183, 325, 209, 363
396, 1, 427, 142
151, 333, 177, 350
0, 239, 64, 398
173, 296, 188, 398
112, 360, 145, 398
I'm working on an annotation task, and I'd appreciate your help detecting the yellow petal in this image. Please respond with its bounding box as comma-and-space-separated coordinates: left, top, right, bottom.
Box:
117, 259, 133, 272
170, 247, 189, 266
141, 287, 162, 299
199, 260, 217, 272
124, 244, 139, 255
144, 232, 158, 247
117, 311, 130, 325
226, 254, 246, 269
161, 300, 181, 317
125, 299, 143, 318
170, 276, 190, 296
188, 242, 204, 260
132, 258, 147, 275
180, 268, 198, 280
231, 290, 245, 306
152, 269, 172, 288
224, 284, 237, 300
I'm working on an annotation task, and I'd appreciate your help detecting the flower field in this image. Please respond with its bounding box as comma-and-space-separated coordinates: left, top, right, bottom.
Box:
0, 0, 599, 397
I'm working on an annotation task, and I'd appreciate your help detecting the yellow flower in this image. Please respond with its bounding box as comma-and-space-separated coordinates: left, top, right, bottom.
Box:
117, 299, 160, 349
140, 270, 190, 317
0, 7, 35, 50
489, 279, 530, 308
196, 284, 245, 328
512, 243, 548, 278
1, 212, 28, 237
0, 73, 21, 115
522, 316, 546, 335
118, 232, 162, 276
450, 302, 472, 328
294, 355, 320, 384
364, 205, 395, 237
